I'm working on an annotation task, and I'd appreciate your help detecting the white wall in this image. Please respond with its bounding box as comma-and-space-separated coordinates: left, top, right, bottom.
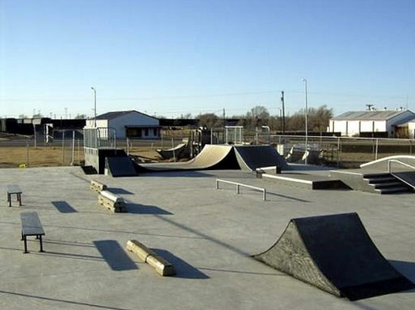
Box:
360, 121, 374, 132
347, 121, 360, 136
330, 120, 348, 135
109, 112, 159, 139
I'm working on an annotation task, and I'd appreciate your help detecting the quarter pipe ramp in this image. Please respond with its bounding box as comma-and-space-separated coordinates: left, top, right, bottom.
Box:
138, 145, 240, 171
254, 212, 414, 300
234, 145, 290, 171
105, 156, 137, 177
138, 145, 290, 172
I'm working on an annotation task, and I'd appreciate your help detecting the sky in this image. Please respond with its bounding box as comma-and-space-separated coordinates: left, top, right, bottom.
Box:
1, 0, 414, 119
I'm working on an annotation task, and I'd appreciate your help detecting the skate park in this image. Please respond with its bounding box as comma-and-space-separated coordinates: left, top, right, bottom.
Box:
2, 129, 415, 309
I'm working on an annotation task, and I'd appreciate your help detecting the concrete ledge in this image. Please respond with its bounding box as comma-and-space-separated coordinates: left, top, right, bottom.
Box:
90, 180, 107, 193
126, 240, 176, 276
98, 190, 127, 213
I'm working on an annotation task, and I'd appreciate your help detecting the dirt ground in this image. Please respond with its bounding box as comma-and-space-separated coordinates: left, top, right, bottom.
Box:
0, 146, 162, 168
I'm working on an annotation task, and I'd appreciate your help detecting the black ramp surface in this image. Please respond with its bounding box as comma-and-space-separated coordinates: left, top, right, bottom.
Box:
105, 156, 137, 177
254, 212, 414, 300
233, 145, 290, 171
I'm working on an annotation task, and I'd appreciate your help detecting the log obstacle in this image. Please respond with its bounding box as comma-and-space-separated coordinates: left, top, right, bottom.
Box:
90, 180, 107, 193
98, 190, 127, 213
126, 240, 176, 276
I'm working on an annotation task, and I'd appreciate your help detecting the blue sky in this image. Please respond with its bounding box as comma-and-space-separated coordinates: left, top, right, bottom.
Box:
1, 0, 414, 119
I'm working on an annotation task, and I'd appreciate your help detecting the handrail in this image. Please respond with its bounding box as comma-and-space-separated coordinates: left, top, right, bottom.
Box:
388, 159, 415, 173
387, 159, 415, 190
215, 179, 266, 201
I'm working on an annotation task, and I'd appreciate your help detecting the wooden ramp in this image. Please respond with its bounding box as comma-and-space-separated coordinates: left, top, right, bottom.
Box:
254, 212, 414, 300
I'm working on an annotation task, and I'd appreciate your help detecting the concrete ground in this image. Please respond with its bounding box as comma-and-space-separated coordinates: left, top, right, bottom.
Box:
1, 166, 415, 310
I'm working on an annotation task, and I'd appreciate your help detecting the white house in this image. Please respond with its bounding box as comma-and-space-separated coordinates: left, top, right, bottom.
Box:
84, 110, 160, 139
328, 110, 415, 137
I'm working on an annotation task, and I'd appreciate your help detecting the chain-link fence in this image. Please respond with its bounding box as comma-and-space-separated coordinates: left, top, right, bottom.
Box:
2, 129, 415, 169
0, 130, 84, 168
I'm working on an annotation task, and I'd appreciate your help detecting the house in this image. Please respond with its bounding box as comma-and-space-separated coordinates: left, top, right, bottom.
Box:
328, 110, 415, 138
84, 110, 160, 139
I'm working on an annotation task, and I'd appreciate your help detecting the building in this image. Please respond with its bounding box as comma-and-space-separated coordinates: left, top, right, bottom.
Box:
84, 110, 160, 139
328, 110, 415, 138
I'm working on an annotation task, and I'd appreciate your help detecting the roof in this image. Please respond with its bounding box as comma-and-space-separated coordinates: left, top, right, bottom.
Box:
96, 110, 158, 121
331, 110, 415, 121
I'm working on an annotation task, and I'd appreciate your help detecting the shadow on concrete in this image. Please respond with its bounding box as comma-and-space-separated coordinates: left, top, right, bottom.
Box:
154, 215, 249, 256
198, 266, 283, 277
31, 250, 102, 262
138, 171, 212, 178
44, 239, 95, 248
127, 203, 173, 215
107, 188, 135, 195
51, 201, 78, 213
94, 240, 138, 271
153, 249, 209, 279
265, 192, 311, 203
0, 290, 138, 310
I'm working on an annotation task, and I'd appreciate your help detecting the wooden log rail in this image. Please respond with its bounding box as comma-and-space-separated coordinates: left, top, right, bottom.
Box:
126, 240, 176, 276
98, 190, 127, 213
90, 180, 108, 193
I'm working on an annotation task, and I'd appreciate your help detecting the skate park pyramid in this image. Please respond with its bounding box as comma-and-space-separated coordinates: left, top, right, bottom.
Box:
254, 212, 414, 300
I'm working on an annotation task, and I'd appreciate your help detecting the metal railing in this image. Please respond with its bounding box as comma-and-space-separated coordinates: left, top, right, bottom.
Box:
215, 179, 266, 201
387, 159, 415, 190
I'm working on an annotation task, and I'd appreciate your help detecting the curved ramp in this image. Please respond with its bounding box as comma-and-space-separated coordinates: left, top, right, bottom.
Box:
254, 212, 414, 300
138, 145, 240, 171
234, 145, 290, 171
156, 143, 187, 160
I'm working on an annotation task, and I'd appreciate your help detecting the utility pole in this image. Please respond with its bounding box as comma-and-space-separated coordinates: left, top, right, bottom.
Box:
281, 91, 285, 134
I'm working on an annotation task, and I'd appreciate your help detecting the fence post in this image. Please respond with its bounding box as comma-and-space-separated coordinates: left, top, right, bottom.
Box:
62, 131, 65, 165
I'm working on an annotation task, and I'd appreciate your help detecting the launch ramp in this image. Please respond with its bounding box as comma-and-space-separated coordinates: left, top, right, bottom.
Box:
234, 145, 290, 171
254, 212, 414, 300
105, 156, 137, 177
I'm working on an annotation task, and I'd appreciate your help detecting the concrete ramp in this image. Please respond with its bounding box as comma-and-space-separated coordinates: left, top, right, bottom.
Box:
138, 145, 239, 171
254, 212, 414, 300
233, 145, 290, 171
105, 156, 137, 177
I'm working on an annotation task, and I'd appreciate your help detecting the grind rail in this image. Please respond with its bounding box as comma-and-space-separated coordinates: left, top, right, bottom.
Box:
215, 179, 266, 201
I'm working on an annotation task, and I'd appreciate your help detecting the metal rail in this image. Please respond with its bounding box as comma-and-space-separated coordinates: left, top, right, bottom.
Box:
387, 159, 415, 190
215, 179, 266, 201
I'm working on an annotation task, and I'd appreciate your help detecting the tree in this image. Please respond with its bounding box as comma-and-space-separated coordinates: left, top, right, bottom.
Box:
179, 113, 193, 119
74, 114, 87, 119
285, 105, 333, 132
241, 105, 270, 129
197, 113, 221, 128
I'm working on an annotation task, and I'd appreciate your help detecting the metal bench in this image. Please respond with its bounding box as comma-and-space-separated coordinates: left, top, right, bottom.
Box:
7, 185, 22, 207
20, 212, 45, 254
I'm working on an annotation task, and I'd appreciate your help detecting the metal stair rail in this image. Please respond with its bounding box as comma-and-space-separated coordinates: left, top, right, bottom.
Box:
388, 159, 415, 190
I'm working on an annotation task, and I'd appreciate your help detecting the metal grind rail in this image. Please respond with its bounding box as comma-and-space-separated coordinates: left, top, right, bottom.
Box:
215, 179, 266, 201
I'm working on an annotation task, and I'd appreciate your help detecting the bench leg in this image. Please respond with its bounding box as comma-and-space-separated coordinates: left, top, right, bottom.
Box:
23, 236, 29, 254
38, 235, 44, 252
8, 193, 11, 207
17, 193, 22, 206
